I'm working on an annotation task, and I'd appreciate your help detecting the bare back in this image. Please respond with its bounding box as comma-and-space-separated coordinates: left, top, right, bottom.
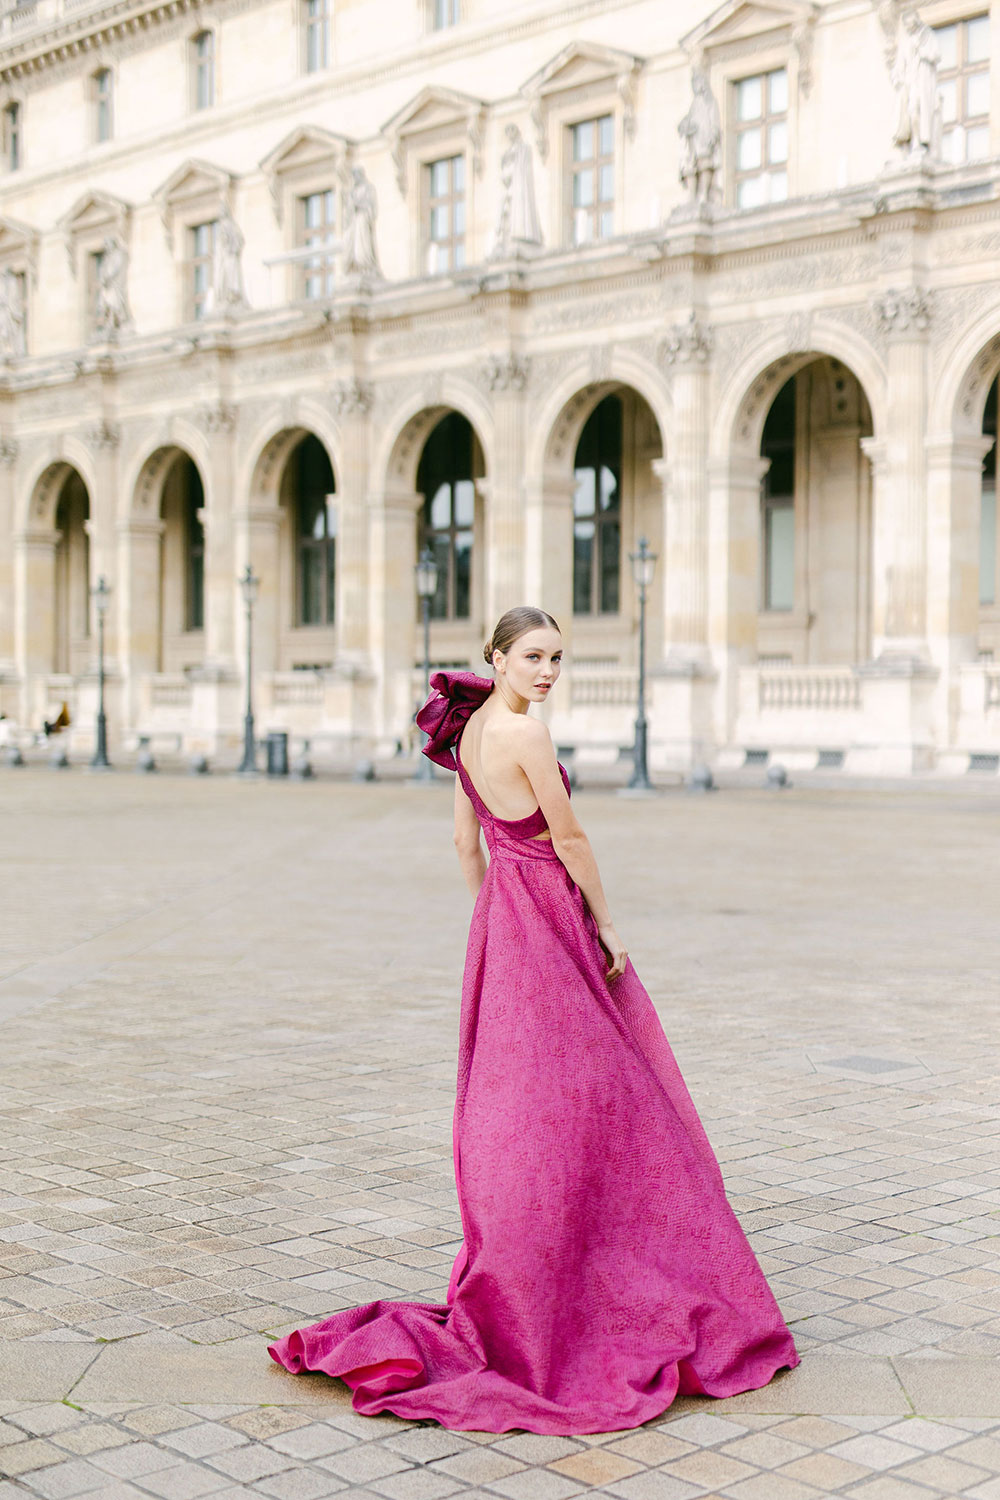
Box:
459, 703, 550, 834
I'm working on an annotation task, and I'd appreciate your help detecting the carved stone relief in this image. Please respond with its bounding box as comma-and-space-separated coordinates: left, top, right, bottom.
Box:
330, 377, 374, 415
658, 313, 713, 367
871, 286, 933, 337
478, 354, 531, 393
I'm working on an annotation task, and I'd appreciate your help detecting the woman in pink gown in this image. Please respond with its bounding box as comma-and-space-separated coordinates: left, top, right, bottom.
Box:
268, 606, 798, 1433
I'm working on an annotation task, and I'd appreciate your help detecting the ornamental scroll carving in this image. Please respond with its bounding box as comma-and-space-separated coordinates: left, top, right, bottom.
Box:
330, 377, 374, 415
658, 312, 713, 367
871, 286, 933, 336
478, 354, 531, 393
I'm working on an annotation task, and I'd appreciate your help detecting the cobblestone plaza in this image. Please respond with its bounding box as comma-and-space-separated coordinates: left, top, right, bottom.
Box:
2, 770, 1000, 1499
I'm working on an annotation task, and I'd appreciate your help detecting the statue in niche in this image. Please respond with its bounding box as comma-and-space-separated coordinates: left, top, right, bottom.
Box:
678, 68, 722, 204
891, 9, 941, 157
213, 208, 247, 311
95, 235, 130, 337
488, 124, 542, 259
0, 268, 25, 358
342, 166, 381, 277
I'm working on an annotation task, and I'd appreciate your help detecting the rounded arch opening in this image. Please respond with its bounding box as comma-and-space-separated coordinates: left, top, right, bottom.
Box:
415, 410, 483, 625
53, 469, 91, 678
280, 432, 337, 632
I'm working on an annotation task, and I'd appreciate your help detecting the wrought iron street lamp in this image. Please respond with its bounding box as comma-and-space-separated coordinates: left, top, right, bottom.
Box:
90, 574, 111, 770
238, 562, 260, 776
628, 536, 658, 792
413, 546, 439, 783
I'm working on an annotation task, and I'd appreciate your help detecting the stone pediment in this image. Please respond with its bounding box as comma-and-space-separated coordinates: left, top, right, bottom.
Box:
521, 41, 642, 101
681, 0, 817, 58
57, 190, 130, 239
153, 158, 234, 210
0, 214, 39, 269
260, 126, 353, 223
382, 87, 486, 195
521, 42, 644, 158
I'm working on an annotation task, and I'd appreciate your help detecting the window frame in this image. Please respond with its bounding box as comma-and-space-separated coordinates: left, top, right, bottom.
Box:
423, 153, 466, 274
191, 29, 216, 112
934, 12, 990, 165
731, 65, 789, 211
187, 219, 217, 322
565, 113, 615, 247
296, 187, 337, 301
431, 0, 459, 29
303, 0, 330, 75
707, 44, 798, 208
92, 67, 114, 145
4, 102, 21, 173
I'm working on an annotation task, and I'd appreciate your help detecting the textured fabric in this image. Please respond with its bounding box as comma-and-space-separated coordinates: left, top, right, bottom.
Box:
268, 677, 799, 1434
416, 669, 494, 771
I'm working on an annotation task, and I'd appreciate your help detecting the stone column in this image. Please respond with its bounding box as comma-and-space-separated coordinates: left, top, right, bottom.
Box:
480, 356, 531, 627
657, 315, 712, 669
13, 527, 58, 726
707, 452, 770, 758
865, 288, 933, 661
368, 486, 421, 750
331, 380, 374, 663
116, 516, 164, 732
925, 433, 993, 762
232, 501, 282, 677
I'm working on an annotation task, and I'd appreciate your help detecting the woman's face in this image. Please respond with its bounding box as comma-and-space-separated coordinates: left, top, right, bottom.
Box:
496, 627, 563, 705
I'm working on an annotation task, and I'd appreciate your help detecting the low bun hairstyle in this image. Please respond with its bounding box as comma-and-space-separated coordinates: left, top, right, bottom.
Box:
483, 606, 560, 667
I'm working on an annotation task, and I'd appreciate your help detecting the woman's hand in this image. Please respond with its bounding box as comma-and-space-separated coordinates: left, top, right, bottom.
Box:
597, 924, 629, 982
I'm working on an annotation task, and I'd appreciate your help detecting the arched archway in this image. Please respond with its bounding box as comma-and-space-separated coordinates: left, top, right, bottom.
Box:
127, 446, 207, 678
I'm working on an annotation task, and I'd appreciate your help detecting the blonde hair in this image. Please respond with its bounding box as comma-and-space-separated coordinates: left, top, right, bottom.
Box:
483, 606, 560, 667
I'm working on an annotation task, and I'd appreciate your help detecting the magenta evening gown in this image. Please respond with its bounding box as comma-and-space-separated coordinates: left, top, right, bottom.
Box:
268, 671, 798, 1433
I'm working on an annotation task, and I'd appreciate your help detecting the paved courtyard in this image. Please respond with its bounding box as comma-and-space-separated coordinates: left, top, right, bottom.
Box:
1, 767, 1000, 1500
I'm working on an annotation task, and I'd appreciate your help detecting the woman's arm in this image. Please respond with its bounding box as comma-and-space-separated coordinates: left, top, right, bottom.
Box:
516, 722, 628, 981
454, 775, 487, 896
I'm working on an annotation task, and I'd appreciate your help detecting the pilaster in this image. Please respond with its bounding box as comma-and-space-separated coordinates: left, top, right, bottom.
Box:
368, 486, 421, 748
116, 515, 165, 730
707, 452, 770, 749
331, 384, 374, 661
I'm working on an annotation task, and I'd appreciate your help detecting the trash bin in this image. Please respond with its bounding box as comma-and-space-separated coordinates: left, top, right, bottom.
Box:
266, 730, 289, 777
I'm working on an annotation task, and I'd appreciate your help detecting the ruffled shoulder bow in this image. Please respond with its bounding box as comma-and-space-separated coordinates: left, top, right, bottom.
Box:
416, 670, 494, 771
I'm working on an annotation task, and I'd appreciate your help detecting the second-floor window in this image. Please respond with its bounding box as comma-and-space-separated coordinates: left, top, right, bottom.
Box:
937, 14, 990, 163
734, 67, 788, 208
433, 0, 459, 27
192, 31, 215, 110
5, 103, 21, 172
93, 69, 113, 143
304, 0, 329, 73
426, 155, 465, 272
189, 221, 216, 320
298, 190, 335, 299
569, 115, 614, 245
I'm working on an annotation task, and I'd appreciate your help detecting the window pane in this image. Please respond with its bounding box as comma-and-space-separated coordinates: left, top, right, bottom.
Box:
453, 478, 474, 527
966, 69, 990, 119
966, 13, 990, 63
430, 203, 450, 239
430, 482, 451, 530
936, 23, 958, 69
454, 241, 466, 267
765, 503, 795, 610
573, 522, 594, 614
768, 68, 788, 114
769, 170, 788, 203
573, 121, 594, 161
454, 197, 465, 235
574, 469, 596, 517
301, 546, 323, 625
768, 120, 788, 165
598, 115, 614, 155
453, 154, 464, 191
981, 483, 997, 605
599, 464, 618, 512
737, 127, 762, 170
599, 209, 614, 238
966, 123, 990, 160
429, 159, 448, 196
574, 169, 594, 207
598, 163, 614, 202
939, 76, 958, 124
737, 75, 762, 121
600, 519, 620, 613
454, 530, 472, 618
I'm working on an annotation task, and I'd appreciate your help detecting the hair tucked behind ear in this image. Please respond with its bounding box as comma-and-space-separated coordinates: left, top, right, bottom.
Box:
483, 606, 560, 667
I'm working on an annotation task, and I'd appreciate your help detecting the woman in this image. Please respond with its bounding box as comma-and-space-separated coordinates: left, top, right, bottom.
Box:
268, 606, 798, 1433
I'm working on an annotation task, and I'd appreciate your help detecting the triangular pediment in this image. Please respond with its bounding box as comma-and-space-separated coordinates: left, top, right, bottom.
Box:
521, 41, 642, 99
57, 191, 130, 237
153, 158, 234, 208
382, 86, 484, 141
0, 214, 39, 261
682, 0, 816, 55
260, 125, 351, 179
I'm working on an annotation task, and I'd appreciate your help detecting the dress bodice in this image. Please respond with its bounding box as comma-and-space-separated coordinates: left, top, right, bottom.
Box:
455, 732, 571, 856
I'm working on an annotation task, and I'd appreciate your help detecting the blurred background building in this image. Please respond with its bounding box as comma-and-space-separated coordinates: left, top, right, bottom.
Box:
0, 0, 998, 775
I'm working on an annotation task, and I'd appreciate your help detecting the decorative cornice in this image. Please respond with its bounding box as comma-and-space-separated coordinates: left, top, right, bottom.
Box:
658, 312, 713, 367
871, 286, 933, 337
478, 353, 531, 392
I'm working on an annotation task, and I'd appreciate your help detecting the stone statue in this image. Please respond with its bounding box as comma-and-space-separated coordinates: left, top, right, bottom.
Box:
0, 269, 25, 358
892, 9, 941, 157
678, 69, 722, 204
95, 235, 130, 337
342, 166, 381, 277
213, 208, 247, 311
488, 124, 542, 259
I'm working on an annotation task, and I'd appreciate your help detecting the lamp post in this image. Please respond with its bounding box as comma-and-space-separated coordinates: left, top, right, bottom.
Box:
238, 563, 260, 776
413, 546, 439, 783
628, 535, 658, 792
90, 574, 111, 770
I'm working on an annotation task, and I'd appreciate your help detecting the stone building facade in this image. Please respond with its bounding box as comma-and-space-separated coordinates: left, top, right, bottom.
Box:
1, 0, 1000, 774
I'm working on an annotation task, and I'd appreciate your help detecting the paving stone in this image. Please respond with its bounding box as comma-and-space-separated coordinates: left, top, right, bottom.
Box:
367, 1470, 466, 1499
484, 1468, 583, 1499
549, 1449, 645, 1485
266, 1425, 359, 1461
252, 1468, 348, 1500
318, 1447, 415, 1484
17, 1457, 110, 1498
604, 1469, 703, 1500
430, 1450, 526, 1485
0, 1437, 65, 1475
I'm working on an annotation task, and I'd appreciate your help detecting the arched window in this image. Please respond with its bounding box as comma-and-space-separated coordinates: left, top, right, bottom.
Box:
573, 394, 622, 615
417, 412, 475, 620
183, 459, 205, 631
295, 435, 337, 625
761, 376, 796, 612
